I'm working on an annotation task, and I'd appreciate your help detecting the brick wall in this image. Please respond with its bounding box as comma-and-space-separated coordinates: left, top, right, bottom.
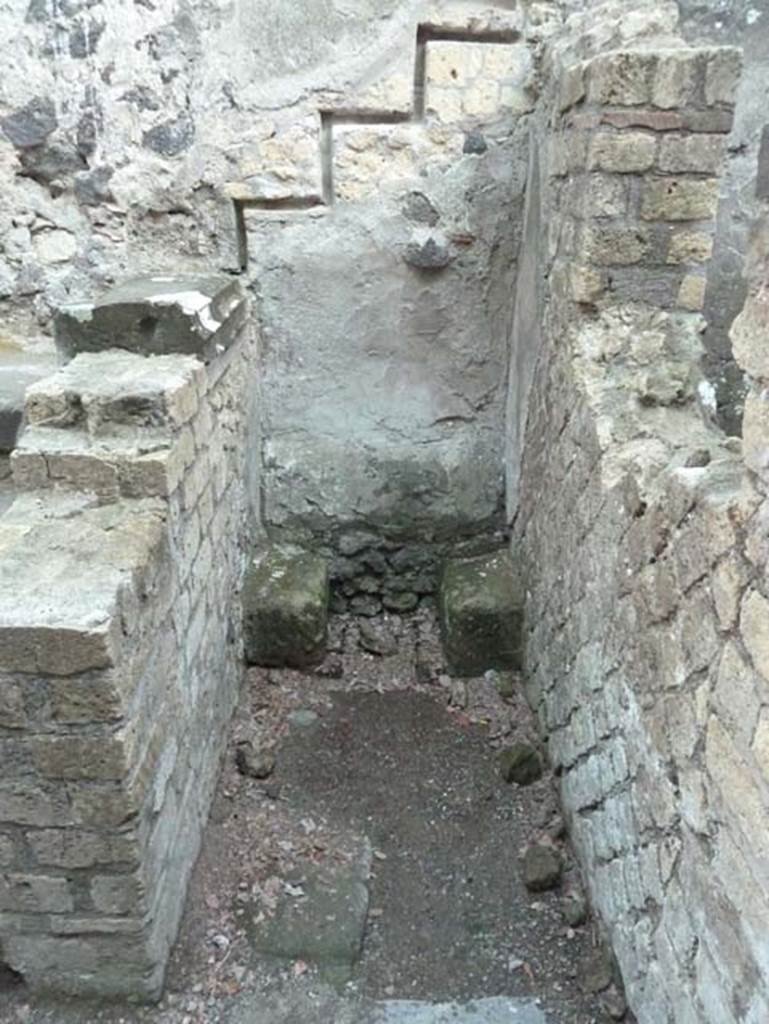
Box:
511, 41, 769, 1023
0, 283, 256, 999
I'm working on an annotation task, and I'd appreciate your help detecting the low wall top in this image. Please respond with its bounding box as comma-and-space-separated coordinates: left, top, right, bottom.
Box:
54, 274, 245, 363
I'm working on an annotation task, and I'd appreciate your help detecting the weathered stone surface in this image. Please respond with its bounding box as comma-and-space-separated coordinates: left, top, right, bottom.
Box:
55, 276, 245, 362
588, 132, 656, 173
587, 51, 654, 106
758, 126, 769, 202
243, 544, 329, 668
641, 178, 720, 222
658, 134, 726, 174
439, 551, 522, 676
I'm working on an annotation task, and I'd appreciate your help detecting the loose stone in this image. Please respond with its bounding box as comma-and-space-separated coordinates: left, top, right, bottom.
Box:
358, 621, 398, 657
234, 741, 275, 781
499, 742, 543, 786
522, 844, 562, 893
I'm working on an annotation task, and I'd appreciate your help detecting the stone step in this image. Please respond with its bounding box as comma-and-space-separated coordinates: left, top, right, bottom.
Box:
23, 349, 204, 434
10, 350, 206, 498
439, 549, 523, 676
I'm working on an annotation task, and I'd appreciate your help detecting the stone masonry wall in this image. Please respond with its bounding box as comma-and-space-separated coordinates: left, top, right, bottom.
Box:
509, 34, 769, 1023
0, 287, 255, 999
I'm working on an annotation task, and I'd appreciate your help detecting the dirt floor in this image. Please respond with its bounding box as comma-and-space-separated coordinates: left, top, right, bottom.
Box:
0, 609, 629, 1024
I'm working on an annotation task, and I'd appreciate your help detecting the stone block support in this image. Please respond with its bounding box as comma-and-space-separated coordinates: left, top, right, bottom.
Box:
0, 276, 257, 1000
439, 550, 522, 676
243, 544, 329, 668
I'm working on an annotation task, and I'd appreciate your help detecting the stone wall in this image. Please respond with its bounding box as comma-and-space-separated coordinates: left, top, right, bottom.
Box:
247, 4, 539, 605
0, 282, 256, 998
511, 26, 769, 1023
0, 0, 546, 609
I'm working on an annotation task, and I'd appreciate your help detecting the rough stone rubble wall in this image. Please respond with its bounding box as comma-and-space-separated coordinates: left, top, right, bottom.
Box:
0, 307, 255, 998
510, 28, 769, 1023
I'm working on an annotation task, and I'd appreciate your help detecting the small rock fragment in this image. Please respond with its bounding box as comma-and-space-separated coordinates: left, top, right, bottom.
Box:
602, 983, 628, 1020
522, 844, 562, 892
563, 887, 588, 927
685, 447, 711, 468
402, 190, 440, 226
582, 947, 614, 995
448, 679, 468, 709
499, 742, 543, 786
414, 647, 434, 685
288, 709, 319, 728
404, 236, 452, 270
350, 595, 382, 617
547, 814, 566, 840
493, 670, 516, 699
463, 131, 488, 155
315, 655, 344, 679
358, 621, 398, 657
235, 741, 275, 780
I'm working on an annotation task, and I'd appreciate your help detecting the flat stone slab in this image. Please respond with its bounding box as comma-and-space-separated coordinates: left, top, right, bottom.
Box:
243, 544, 329, 667
55, 274, 245, 362
221, 994, 548, 1024
365, 999, 548, 1023
439, 550, 523, 676
0, 491, 165, 674
246, 849, 371, 967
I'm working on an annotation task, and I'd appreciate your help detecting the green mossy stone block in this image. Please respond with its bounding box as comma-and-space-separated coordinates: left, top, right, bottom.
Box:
439, 550, 523, 677
243, 544, 329, 668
